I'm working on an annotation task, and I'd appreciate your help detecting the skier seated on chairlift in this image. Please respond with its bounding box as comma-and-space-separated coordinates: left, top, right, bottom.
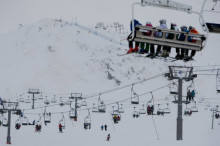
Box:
15, 123, 21, 130
59, 123, 62, 133
0, 120, 2, 126
139, 21, 154, 54
154, 19, 169, 58
127, 19, 142, 53
113, 115, 118, 123
215, 113, 220, 119
187, 90, 191, 101
147, 105, 152, 115
35, 124, 41, 132
191, 90, 195, 101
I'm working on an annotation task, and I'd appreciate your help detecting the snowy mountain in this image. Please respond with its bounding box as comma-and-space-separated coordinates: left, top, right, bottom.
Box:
0, 0, 220, 146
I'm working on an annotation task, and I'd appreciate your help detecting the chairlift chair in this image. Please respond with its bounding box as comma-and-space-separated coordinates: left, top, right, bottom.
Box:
65, 100, 71, 106
190, 101, 198, 112
59, 113, 65, 129
132, 107, 140, 118
44, 96, 50, 105
131, 84, 139, 104
19, 98, 24, 102
98, 95, 106, 113
22, 116, 29, 125
38, 93, 43, 100
184, 103, 192, 116
157, 104, 164, 116
163, 103, 171, 114
51, 95, 57, 103
25, 97, 31, 103
59, 97, 65, 107
2, 117, 8, 127
170, 82, 178, 94
112, 106, 121, 123
129, 0, 208, 53
81, 98, 87, 106
84, 110, 91, 129
92, 103, 99, 112
69, 108, 76, 119
15, 117, 21, 130
44, 108, 51, 123
139, 104, 146, 114
118, 104, 124, 113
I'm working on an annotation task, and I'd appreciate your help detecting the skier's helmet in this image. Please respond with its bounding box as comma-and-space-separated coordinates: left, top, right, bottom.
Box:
181, 25, 187, 31
146, 21, 152, 25
159, 19, 166, 24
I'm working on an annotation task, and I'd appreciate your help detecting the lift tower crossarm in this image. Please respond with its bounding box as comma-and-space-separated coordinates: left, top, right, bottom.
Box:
141, 0, 192, 13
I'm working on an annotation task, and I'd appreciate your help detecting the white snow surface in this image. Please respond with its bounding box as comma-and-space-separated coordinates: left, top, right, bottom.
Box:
0, 1, 220, 146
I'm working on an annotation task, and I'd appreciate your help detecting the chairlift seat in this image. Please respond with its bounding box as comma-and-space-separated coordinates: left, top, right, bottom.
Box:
190, 106, 198, 112
163, 108, 171, 114
118, 108, 124, 113
81, 101, 87, 106
206, 22, 220, 33
133, 26, 205, 51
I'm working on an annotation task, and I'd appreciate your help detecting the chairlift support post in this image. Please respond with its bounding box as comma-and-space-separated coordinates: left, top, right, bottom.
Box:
130, 0, 209, 51
168, 66, 195, 140
0, 101, 21, 144
69, 93, 82, 121
27, 89, 40, 109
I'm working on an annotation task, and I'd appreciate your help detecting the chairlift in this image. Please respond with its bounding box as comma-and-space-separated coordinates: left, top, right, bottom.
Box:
69, 108, 76, 119
44, 107, 51, 123
132, 107, 140, 118
51, 95, 57, 103
22, 116, 29, 125
131, 84, 139, 104
2, 117, 8, 127
84, 109, 91, 129
59, 97, 65, 106
216, 69, 220, 93
65, 99, 71, 106
15, 117, 21, 130
190, 101, 198, 112
98, 94, 106, 113
118, 103, 124, 113
157, 104, 164, 116
44, 96, 50, 105
92, 103, 98, 112
112, 106, 121, 123
139, 104, 146, 114
163, 103, 171, 114
59, 113, 65, 129
38, 93, 43, 100
129, 0, 208, 53
19, 96, 24, 102
184, 103, 192, 116
169, 82, 178, 94
81, 98, 87, 106
25, 96, 31, 103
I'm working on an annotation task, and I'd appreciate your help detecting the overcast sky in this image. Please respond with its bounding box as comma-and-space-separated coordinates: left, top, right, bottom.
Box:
0, 0, 219, 34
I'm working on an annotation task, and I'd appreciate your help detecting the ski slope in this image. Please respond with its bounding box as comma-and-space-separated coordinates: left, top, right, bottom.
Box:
0, 0, 220, 146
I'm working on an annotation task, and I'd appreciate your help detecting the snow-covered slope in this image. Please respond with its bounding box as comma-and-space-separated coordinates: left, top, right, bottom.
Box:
0, 17, 220, 146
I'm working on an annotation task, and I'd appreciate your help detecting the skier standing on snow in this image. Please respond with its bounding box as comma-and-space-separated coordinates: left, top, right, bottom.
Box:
101, 125, 104, 131
127, 19, 142, 53
59, 123, 62, 133
104, 124, 107, 131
